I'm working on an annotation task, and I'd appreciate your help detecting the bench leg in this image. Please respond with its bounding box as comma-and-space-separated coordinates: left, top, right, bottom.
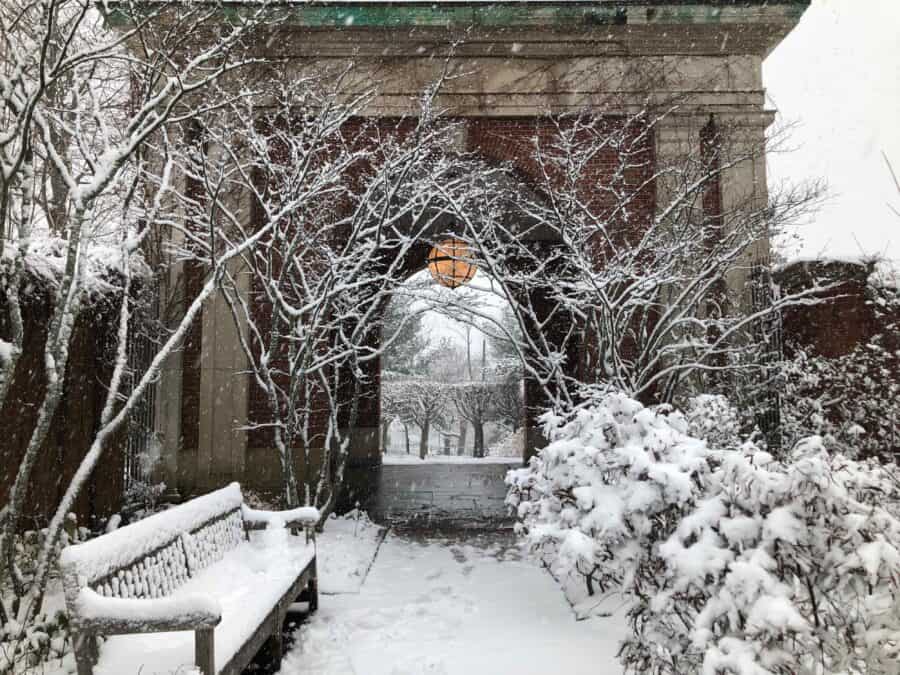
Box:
73, 631, 96, 675
195, 628, 215, 675
308, 560, 319, 613
259, 622, 284, 671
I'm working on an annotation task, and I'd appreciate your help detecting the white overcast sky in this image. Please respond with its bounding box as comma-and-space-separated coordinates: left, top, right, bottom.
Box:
764, 0, 900, 262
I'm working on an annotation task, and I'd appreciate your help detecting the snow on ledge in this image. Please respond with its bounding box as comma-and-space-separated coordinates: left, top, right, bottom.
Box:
771, 255, 870, 275
773, 256, 900, 292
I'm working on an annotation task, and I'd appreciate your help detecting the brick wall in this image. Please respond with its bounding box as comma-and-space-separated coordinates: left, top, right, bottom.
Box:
0, 276, 126, 530
776, 260, 882, 360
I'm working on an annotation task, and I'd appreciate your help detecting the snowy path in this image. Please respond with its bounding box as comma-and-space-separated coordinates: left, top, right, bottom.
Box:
280, 531, 626, 675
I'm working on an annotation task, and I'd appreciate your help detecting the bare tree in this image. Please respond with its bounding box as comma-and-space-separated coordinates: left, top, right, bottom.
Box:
0, 0, 279, 629
213, 71, 478, 514
404, 381, 447, 459
437, 111, 826, 418
450, 382, 496, 458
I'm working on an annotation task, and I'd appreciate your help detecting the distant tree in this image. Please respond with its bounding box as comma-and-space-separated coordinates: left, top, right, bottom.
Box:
386, 379, 447, 459
457, 418, 469, 456
483, 305, 524, 363
380, 379, 400, 453
450, 382, 497, 458
381, 293, 431, 375
424, 337, 469, 383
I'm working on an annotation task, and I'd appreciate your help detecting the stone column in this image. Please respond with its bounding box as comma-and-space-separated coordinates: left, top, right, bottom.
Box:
156, 128, 253, 500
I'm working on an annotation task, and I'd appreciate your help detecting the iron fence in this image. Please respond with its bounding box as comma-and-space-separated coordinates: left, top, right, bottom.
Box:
123, 283, 159, 494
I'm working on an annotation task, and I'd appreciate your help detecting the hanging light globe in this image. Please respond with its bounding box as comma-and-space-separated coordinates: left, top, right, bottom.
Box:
427, 239, 477, 289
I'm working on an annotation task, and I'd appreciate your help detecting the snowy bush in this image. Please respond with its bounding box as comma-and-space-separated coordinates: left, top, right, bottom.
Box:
780, 346, 900, 462
0, 526, 88, 673
684, 394, 742, 449
508, 391, 900, 674
0, 608, 73, 674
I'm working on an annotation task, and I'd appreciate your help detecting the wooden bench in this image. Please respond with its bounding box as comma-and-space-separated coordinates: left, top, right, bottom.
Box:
59, 483, 319, 675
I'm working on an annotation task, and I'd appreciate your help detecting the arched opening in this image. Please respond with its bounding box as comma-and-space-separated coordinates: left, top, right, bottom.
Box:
374, 263, 525, 524
381, 269, 525, 460
332, 159, 572, 520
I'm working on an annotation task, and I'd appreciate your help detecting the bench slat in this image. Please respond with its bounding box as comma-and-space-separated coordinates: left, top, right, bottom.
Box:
75, 588, 221, 634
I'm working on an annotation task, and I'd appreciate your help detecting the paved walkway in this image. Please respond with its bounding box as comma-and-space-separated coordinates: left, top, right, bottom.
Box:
279, 531, 626, 675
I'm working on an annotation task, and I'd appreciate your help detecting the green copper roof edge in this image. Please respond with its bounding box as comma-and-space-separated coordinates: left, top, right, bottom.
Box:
105, 2, 809, 29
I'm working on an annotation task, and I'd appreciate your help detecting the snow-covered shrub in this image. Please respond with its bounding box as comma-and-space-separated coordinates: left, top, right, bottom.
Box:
507, 393, 708, 606
508, 392, 900, 674
780, 346, 900, 461
0, 527, 88, 673
0, 608, 73, 674
684, 394, 742, 449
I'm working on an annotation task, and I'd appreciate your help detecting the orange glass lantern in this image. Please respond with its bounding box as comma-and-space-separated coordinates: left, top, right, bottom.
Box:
427, 239, 477, 289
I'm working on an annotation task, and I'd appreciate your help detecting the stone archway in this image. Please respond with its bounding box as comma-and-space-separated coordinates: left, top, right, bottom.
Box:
153, 0, 792, 510
332, 166, 574, 519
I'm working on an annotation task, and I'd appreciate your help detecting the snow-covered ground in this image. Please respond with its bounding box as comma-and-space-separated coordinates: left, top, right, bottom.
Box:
316, 511, 387, 594
281, 531, 626, 675
382, 454, 521, 465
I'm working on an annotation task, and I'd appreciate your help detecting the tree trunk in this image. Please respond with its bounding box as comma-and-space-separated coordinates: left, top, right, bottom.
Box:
403, 423, 410, 454
473, 422, 485, 458
466, 325, 473, 379
458, 419, 468, 456
419, 419, 429, 459
381, 419, 390, 454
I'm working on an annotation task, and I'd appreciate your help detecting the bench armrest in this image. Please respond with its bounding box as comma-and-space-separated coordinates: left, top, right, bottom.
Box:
74, 588, 221, 635
241, 504, 320, 531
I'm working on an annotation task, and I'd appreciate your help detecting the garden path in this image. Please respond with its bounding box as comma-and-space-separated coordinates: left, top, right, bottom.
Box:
279, 530, 626, 675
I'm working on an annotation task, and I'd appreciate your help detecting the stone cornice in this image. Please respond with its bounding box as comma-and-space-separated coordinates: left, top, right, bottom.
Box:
222, 1, 810, 29
107, 2, 809, 56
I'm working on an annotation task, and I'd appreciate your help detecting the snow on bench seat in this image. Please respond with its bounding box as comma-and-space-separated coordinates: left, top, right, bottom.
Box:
93, 530, 314, 675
